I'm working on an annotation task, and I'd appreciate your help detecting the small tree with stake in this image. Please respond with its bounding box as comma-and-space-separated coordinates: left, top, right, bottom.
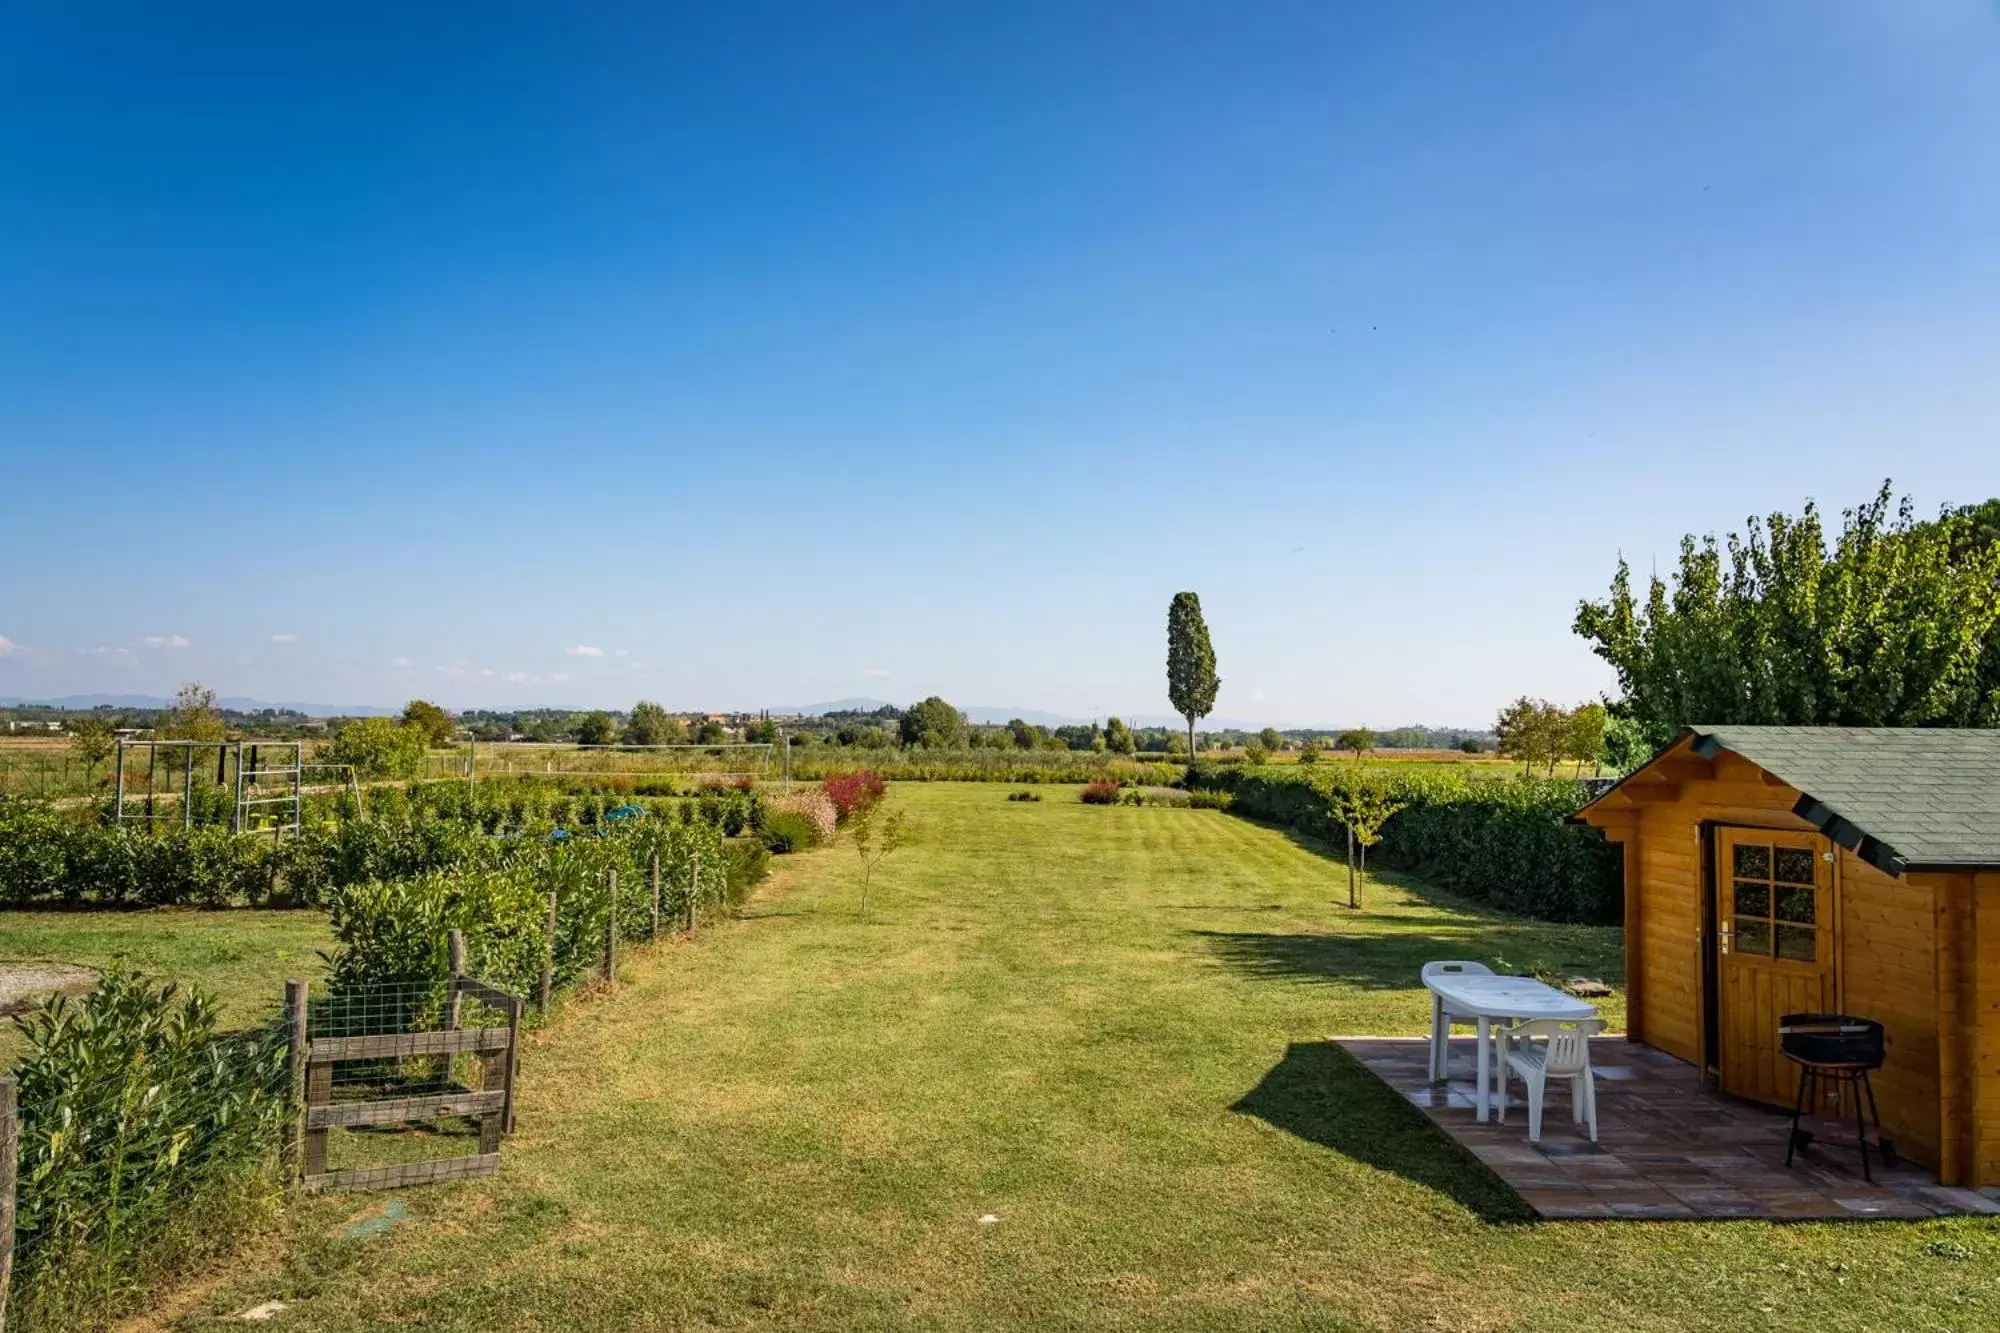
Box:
1334, 780, 1405, 910
68, 715, 116, 780
1166, 592, 1220, 763
851, 800, 908, 918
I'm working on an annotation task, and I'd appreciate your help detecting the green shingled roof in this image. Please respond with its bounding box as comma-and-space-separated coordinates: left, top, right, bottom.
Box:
1689, 725, 2000, 875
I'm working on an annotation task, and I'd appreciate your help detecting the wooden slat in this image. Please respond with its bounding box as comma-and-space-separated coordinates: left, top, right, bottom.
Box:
307, 1088, 504, 1129
309, 1027, 511, 1062
452, 977, 523, 1011
302, 1153, 501, 1194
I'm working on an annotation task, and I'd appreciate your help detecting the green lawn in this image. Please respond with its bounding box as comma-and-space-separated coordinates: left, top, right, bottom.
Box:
169, 785, 1997, 1331
1, 908, 331, 1065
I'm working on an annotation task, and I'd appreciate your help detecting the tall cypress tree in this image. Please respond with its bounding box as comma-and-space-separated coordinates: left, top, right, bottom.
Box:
1166, 592, 1220, 761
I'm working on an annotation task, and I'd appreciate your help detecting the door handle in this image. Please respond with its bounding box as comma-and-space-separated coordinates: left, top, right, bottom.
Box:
1717, 922, 1731, 956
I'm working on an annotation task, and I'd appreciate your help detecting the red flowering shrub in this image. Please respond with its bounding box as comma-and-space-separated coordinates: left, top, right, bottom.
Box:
1080, 779, 1121, 805
822, 771, 886, 822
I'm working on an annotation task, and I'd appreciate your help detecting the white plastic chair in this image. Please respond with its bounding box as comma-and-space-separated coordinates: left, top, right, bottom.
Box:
1421, 960, 1493, 1082
1495, 1018, 1604, 1143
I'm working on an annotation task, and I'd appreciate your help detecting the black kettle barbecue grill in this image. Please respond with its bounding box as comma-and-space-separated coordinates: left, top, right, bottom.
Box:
1781, 1012, 1891, 1181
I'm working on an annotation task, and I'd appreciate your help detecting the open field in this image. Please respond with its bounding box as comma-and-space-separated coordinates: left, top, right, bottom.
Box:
157, 784, 1997, 1333
0, 730, 1533, 803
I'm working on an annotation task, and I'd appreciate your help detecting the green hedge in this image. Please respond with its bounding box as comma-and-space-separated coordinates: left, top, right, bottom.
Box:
0, 787, 758, 909
1188, 764, 1621, 923
321, 818, 731, 1001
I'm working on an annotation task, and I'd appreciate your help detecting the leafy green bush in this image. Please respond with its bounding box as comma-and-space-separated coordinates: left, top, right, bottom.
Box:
1006, 790, 1043, 802
760, 811, 818, 854
1188, 765, 1619, 922
9, 968, 290, 1332
723, 839, 770, 906
323, 715, 429, 780
1187, 789, 1233, 810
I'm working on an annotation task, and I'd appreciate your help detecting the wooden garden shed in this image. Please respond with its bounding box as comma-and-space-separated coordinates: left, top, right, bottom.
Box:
1573, 726, 2000, 1185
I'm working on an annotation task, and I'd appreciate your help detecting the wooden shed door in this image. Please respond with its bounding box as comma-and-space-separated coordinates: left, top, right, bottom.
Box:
1714, 828, 1837, 1106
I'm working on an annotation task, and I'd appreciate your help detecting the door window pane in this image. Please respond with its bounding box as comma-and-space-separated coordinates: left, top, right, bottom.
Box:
1775, 887, 1815, 924
1776, 925, 1816, 962
1735, 919, 1772, 956
1734, 881, 1771, 917
1774, 847, 1816, 885
1734, 844, 1772, 879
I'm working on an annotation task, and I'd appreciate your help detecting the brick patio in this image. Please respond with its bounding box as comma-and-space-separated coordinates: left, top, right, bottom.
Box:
1337, 1036, 2000, 1220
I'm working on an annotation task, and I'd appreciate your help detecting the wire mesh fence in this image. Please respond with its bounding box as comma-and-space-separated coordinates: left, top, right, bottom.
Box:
0, 813, 753, 1326
299, 966, 521, 1195
0, 971, 292, 1333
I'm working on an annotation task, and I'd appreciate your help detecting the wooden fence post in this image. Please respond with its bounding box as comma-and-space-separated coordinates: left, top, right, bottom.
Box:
501, 996, 523, 1134
284, 979, 309, 1182
304, 1055, 332, 1179
1, 1075, 17, 1333
603, 870, 618, 983
650, 853, 662, 940
444, 929, 467, 1031
539, 886, 557, 1014
686, 851, 700, 931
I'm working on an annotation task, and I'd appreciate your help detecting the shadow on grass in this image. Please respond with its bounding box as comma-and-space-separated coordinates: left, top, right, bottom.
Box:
1191, 927, 1617, 992
1232, 1040, 1530, 1224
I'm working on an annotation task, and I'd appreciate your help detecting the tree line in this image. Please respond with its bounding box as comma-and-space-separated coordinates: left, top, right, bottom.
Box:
1575, 484, 2000, 747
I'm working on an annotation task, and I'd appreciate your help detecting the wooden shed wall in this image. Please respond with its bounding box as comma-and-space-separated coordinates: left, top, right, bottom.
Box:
1598, 751, 1951, 1176
1939, 872, 2000, 1187
1837, 851, 1938, 1168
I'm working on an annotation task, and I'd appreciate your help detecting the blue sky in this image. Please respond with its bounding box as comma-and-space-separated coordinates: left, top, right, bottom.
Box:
2, 1, 1996, 726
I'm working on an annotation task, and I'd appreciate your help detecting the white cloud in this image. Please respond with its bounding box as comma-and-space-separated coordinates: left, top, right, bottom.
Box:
862, 667, 890, 677
0, 634, 18, 656
270, 633, 299, 644
614, 649, 630, 657
389, 656, 413, 668
1250, 688, 1267, 703
549, 672, 573, 684
142, 634, 191, 649
565, 645, 604, 658
501, 671, 538, 685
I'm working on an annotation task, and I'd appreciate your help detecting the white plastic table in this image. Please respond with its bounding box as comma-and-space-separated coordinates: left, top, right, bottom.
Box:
1423, 973, 1599, 1122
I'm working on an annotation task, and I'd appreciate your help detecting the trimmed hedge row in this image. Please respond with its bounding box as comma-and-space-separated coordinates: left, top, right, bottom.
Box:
0, 789, 759, 909
322, 817, 737, 1000
1188, 763, 1621, 923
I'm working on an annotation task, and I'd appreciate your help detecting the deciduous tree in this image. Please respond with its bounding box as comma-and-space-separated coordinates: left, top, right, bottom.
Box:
901, 697, 968, 749
68, 715, 115, 776
626, 700, 685, 746
162, 682, 224, 742
1575, 483, 2000, 744
1335, 727, 1375, 760
400, 699, 456, 747
1104, 717, 1135, 754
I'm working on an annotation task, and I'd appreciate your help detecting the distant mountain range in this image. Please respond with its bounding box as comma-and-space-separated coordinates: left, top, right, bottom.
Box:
3, 693, 1476, 733
0, 694, 400, 717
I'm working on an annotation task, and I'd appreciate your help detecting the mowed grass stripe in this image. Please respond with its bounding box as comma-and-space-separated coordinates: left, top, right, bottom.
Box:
170, 784, 2000, 1333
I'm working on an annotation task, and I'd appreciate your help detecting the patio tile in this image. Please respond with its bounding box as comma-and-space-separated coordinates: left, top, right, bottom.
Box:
1334, 1036, 1987, 1222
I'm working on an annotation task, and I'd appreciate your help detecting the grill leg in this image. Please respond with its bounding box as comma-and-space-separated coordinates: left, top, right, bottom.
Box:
1785, 1064, 1813, 1167
1849, 1071, 1871, 1183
